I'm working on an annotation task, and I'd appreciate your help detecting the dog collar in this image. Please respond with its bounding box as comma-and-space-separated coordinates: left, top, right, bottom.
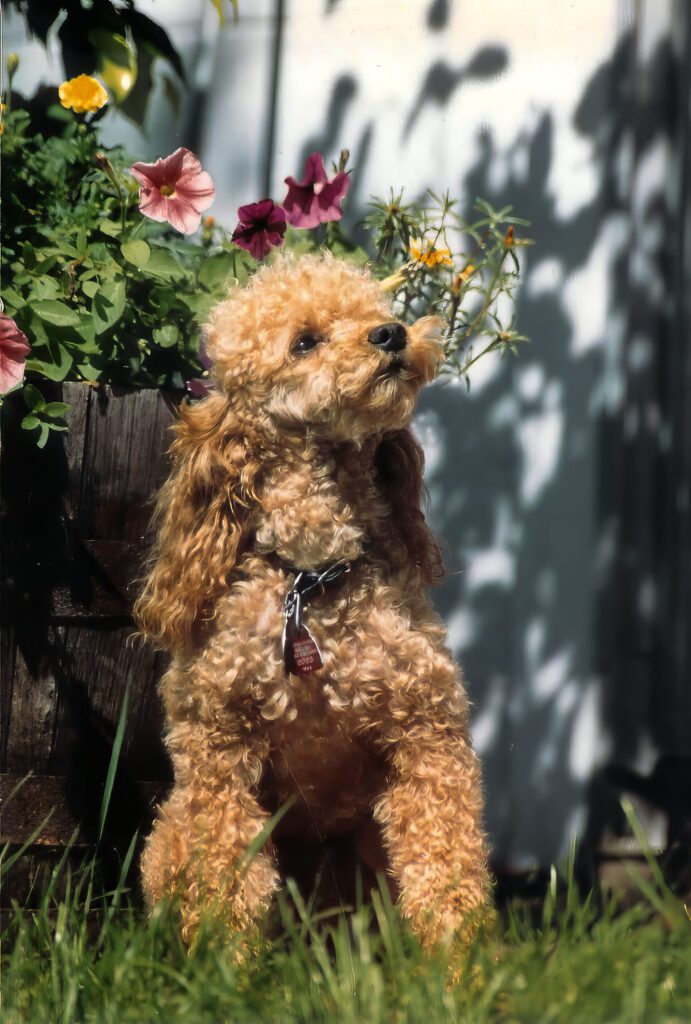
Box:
281, 560, 350, 676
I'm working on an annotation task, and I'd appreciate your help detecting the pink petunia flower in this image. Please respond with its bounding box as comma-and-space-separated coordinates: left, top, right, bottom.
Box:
283, 152, 349, 229
231, 199, 287, 260
0, 314, 31, 395
129, 147, 215, 235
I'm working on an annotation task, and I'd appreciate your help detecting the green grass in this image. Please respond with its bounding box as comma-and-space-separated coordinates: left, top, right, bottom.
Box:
3, 731, 689, 1023
1, 849, 690, 1024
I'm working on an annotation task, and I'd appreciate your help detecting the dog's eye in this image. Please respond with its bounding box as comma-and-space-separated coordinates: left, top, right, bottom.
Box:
291, 332, 323, 356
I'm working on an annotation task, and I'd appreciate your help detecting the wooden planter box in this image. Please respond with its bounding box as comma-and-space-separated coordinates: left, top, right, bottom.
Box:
1, 383, 177, 903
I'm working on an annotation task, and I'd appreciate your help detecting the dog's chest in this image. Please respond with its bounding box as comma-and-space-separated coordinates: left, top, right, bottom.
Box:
263, 684, 386, 830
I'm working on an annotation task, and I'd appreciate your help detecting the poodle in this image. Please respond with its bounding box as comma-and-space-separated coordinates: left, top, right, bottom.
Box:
135, 252, 490, 949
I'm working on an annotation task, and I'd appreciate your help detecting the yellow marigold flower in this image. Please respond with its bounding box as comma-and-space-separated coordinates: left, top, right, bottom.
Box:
410, 237, 453, 268
59, 74, 108, 114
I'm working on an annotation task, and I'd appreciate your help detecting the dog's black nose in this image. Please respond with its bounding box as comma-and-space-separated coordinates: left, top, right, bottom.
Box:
368, 322, 407, 353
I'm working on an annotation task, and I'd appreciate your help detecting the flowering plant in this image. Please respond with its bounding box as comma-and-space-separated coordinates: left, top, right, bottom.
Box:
1, 61, 530, 446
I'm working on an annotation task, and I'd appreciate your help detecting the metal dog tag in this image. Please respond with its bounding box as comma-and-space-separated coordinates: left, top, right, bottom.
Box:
284, 621, 323, 675
282, 562, 350, 676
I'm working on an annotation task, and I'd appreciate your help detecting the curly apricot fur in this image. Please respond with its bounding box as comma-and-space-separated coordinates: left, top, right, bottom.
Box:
136, 253, 490, 950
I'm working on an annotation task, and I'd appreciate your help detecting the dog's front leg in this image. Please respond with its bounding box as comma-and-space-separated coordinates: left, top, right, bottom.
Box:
140, 720, 279, 948
373, 679, 490, 947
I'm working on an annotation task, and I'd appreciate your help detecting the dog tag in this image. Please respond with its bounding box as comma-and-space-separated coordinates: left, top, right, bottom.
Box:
284, 621, 323, 675
282, 562, 349, 677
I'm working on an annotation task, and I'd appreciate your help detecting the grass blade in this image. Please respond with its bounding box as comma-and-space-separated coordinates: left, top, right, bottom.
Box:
98, 686, 129, 843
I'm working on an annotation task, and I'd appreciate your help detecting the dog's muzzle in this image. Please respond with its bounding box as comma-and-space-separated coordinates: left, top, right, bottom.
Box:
368, 322, 407, 353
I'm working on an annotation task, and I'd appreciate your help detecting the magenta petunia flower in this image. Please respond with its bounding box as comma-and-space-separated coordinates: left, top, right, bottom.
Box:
129, 147, 215, 235
283, 152, 349, 229
231, 199, 287, 260
0, 314, 31, 395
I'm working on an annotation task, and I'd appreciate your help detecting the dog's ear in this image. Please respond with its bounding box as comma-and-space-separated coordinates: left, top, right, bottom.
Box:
375, 428, 444, 584
135, 393, 260, 654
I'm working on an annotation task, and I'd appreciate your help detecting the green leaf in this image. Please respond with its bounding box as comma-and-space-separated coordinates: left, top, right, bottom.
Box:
153, 324, 180, 349
93, 278, 127, 335
77, 363, 102, 382
33, 300, 81, 328
120, 240, 151, 268
20, 242, 36, 271
30, 278, 63, 301
21, 414, 41, 431
82, 281, 99, 299
57, 242, 82, 260
146, 250, 184, 280
26, 348, 74, 382
74, 310, 97, 342
99, 219, 123, 238
88, 242, 110, 263
198, 251, 235, 290
42, 402, 71, 419
0, 286, 25, 311
37, 423, 51, 448
23, 383, 46, 413
186, 292, 216, 323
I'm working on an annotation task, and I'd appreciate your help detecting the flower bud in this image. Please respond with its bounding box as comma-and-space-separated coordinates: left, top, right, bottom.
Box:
379, 268, 407, 292
6, 53, 19, 79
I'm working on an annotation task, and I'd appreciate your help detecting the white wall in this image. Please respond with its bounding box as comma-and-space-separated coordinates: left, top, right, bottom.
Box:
9, 0, 677, 867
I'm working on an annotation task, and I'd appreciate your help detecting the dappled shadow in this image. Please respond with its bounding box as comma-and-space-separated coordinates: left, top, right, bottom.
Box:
298, 73, 358, 172
294, 15, 690, 869
403, 46, 510, 138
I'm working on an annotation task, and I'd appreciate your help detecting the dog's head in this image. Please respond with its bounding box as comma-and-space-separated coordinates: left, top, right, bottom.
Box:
205, 253, 443, 443
136, 254, 444, 653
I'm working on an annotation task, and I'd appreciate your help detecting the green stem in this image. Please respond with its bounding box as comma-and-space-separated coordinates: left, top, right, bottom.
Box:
120, 190, 128, 235
451, 245, 509, 352
460, 335, 503, 377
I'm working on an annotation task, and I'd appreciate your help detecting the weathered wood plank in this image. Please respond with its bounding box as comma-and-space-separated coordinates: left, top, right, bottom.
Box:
0, 773, 165, 845
2, 628, 62, 773
77, 388, 175, 543
1, 384, 177, 865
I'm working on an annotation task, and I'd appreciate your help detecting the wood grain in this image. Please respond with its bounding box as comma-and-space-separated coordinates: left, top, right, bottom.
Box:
0, 383, 177, 892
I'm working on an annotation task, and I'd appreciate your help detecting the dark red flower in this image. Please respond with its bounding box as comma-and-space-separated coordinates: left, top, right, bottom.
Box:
231, 199, 286, 260
283, 153, 349, 229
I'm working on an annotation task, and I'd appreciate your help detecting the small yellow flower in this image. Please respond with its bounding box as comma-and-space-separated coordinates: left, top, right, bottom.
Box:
0, 103, 5, 136
58, 74, 108, 114
504, 225, 515, 247
410, 237, 453, 268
